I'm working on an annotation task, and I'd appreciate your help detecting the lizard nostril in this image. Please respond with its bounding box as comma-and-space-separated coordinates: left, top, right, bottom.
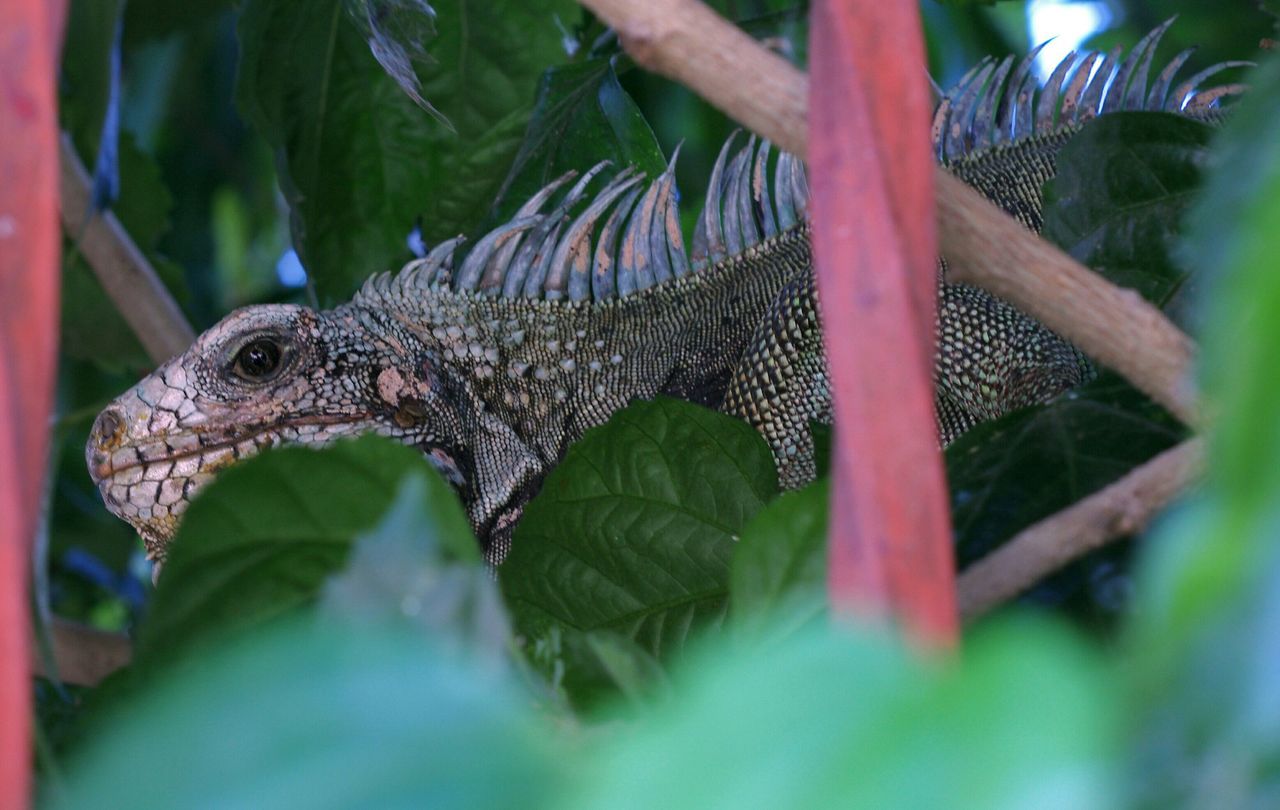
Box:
91, 408, 124, 452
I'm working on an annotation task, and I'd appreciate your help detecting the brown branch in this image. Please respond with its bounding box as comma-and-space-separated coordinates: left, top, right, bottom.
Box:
33, 618, 132, 687
59, 133, 195, 363
937, 175, 1198, 425
957, 437, 1205, 620
584, 0, 807, 158
577, 0, 1198, 425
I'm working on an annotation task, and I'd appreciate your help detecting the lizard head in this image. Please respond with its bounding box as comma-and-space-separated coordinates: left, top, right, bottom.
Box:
86, 302, 473, 565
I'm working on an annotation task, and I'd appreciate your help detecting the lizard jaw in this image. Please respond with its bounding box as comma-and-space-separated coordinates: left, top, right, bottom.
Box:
87, 413, 379, 562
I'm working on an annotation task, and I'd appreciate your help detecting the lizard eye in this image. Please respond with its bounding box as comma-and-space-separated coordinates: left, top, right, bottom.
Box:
232, 337, 284, 382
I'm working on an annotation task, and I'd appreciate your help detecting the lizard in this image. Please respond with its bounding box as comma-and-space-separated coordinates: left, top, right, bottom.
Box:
86, 21, 1243, 568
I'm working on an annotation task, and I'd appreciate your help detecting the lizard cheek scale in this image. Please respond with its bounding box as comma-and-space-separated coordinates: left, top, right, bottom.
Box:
86, 22, 1240, 570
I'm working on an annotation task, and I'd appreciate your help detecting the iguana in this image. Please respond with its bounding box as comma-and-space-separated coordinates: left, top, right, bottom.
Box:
86, 22, 1241, 568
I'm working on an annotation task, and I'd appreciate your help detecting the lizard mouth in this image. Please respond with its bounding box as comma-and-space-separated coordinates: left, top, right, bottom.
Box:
89, 412, 375, 485
87, 412, 378, 561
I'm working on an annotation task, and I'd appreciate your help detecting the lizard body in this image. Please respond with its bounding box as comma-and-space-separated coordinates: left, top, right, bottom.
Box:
86, 23, 1240, 566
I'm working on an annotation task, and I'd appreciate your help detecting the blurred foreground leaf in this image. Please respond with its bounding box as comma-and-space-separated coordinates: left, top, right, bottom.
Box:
1127, 53, 1280, 806
139, 435, 469, 665
567, 618, 1118, 809
51, 619, 563, 810
323, 474, 508, 660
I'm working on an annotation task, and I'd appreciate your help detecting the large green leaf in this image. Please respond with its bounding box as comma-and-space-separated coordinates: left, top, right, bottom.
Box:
51, 619, 564, 810
566, 616, 1117, 809
235, 0, 579, 303
501, 398, 777, 693
730, 478, 827, 621
1042, 112, 1214, 327
138, 435, 470, 664
489, 58, 666, 225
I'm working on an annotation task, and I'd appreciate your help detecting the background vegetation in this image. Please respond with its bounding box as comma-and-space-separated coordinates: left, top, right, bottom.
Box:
36, 0, 1280, 805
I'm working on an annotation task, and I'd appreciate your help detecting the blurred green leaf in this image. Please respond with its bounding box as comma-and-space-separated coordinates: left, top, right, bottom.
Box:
61, 0, 189, 372
501, 398, 776, 684
1126, 53, 1280, 805
138, 435, 469, 664
730, 478, 827, 621
490, 58, 666, 224
521, 623, 673, 712
51, 619, 564, 810
566, 616, 1118, 809
1043, 112, 1214, 327
323, 474, 512, 661
236, 0, 579, 303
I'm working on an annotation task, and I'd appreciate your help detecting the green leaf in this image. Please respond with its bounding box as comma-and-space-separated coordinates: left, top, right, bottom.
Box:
323, 474, 512, 661
565, 616, 1117, 809
137, 435, 470, 665
1125, 53, 1280, 805
947, 372, 1184, 569
235, 0, 579, 303
52, 619, 564, 810
520, 623, 673, 713
1187, 55, 1280, 521
730, 478, 828, 620
501, 398, 777, 682
490, 58, 666, 224
1043, 112, 1214, 327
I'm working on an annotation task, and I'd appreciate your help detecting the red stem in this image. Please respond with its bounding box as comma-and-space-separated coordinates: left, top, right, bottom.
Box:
0, 0, 65, 802
810, 0, 957, 644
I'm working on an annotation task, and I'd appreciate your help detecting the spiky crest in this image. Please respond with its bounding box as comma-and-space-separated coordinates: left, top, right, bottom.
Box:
931, 18, 1250, 162
353, 134, 810, 309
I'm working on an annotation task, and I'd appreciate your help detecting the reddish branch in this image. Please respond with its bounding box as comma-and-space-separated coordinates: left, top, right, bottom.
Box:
808, 1, 955, 641
2, 0, 66, 802
60, 134, 195, 363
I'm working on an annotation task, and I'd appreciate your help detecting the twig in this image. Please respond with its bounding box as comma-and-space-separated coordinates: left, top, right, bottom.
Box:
957, 438, 1205, 620
32, 618, 132, 687
576, 0, 1199, 426
59, 133, 195, 363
